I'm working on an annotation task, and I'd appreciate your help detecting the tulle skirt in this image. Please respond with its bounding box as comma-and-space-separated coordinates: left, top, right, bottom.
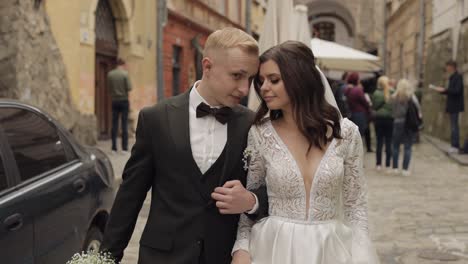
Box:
249, 216, 379, 264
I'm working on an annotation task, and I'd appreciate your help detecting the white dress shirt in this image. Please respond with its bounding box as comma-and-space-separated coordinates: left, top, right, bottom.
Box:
189, 81, 227, 174
189, 81, 259, 213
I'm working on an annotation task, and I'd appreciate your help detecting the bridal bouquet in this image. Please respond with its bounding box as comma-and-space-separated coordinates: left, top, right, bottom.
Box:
66, 251, 117, 264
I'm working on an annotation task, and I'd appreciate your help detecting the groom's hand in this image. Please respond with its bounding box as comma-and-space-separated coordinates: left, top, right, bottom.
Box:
231, 250, 251, 264
211, 180, 256, 214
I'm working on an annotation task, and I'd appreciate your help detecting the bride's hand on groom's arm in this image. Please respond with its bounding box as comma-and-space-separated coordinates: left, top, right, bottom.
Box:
211, 180, 256, 214
231, 250, 251, 264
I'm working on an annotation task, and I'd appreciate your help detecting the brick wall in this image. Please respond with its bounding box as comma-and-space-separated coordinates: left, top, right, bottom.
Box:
163, 16, 209, 98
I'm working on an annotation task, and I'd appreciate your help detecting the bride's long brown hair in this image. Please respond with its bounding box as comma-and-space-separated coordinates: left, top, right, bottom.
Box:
253, 41, 342, 151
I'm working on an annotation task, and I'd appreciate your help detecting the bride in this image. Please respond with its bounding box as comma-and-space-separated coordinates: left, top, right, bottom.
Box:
231, 41, 379, 264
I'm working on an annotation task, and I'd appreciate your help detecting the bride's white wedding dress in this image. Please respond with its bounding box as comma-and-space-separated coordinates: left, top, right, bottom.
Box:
232, 118, 379, 264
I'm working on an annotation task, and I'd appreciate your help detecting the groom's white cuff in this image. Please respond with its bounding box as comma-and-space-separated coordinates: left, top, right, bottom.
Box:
246, 193, 259, 214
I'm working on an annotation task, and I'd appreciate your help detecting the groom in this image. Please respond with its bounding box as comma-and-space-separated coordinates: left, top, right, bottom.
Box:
101, 27, 267, 264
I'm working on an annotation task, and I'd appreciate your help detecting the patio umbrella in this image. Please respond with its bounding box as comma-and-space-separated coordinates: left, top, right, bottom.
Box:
310, 38, 381, 72
247, 0, 306, 110
293, 5, 311, 46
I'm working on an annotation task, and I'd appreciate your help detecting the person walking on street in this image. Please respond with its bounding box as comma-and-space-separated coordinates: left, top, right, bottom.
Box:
107, 58, 132, 154
363, 87, 373, 153
371, 76, 394, 171
434, 60, 465, 153
390, 79, 422, 176
331, 72, 351, 118
344, 72, 370, 137
361, 72, 381, 153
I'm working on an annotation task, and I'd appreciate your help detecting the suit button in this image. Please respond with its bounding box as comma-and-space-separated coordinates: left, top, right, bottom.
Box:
197, 240, 202, 245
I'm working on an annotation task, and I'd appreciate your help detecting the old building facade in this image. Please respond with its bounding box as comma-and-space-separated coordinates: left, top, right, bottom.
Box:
385, 0, 432, 82
0, 0, 256, 144
294, 0, 384, 54
385, 0, 468, 147
0, 0, 158, 144
46, 0, 158, 141
162, 0, 248, 99
423, 0, 468, 145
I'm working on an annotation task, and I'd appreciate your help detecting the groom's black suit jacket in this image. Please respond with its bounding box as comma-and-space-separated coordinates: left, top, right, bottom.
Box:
102, 91, 267, 264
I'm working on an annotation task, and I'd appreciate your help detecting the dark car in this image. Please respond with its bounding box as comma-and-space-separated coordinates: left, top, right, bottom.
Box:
0, 100, 116, 264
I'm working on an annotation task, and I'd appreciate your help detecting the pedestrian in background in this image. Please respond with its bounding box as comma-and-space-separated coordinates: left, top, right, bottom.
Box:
107, 58, 132, 154
345, 72, 370, 137
390, 79, 422, 176
331, 72, 351, 118
371, 76, 394, 171
434, 60, 465, 153
363, 84, 373, 153
361, 71, 382, 153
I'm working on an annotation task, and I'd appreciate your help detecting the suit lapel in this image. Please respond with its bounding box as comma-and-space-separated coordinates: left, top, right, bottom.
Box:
167, 91, 204, 177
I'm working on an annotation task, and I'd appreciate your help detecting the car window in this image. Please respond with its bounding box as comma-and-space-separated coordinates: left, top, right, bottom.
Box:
0, 153, 6, 192
0, 107, 68, 182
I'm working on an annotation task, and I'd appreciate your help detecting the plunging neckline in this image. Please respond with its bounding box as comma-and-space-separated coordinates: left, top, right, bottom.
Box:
267, 120, 336, 220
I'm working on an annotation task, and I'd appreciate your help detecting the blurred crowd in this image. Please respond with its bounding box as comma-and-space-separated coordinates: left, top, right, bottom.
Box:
330, 60, 466, 176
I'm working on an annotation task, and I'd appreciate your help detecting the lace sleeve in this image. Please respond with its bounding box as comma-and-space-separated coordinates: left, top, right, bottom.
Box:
343, 125, 380, 263
232, 127, 266, 254
343, 126, 368, 234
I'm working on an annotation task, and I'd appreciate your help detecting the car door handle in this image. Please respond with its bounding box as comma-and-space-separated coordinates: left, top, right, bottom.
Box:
73, 179, 86, 193
3, 213, 23, 231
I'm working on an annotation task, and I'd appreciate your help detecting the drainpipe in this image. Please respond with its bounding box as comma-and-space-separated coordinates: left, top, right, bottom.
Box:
417, 0, 425, 84
383, 1, 388, 74
157, 0, 167, 102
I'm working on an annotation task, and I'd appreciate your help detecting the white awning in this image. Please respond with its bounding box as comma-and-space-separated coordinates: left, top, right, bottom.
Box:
310, 38, 381, 72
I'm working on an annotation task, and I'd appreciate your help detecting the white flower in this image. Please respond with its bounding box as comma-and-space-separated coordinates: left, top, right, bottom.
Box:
242, 148, 253, 171
66, 250, 117, 264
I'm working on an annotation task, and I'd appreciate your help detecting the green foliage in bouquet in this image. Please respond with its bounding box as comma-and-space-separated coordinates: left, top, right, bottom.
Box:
66, 251, 117, 264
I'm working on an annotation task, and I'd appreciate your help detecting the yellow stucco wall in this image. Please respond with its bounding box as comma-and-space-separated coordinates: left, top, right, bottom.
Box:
45, 0, 157, 122
44, 0, 83, 111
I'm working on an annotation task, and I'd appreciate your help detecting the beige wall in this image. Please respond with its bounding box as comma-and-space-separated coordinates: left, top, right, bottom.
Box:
45, 0, 157, 121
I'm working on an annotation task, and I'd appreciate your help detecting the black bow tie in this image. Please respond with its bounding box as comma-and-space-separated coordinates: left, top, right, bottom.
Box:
196, 102, 232, 124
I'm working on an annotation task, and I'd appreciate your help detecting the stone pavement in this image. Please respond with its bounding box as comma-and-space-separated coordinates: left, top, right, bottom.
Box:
367, 137, 468, 263
99, 136, 468, 263
424, 135, 468, 166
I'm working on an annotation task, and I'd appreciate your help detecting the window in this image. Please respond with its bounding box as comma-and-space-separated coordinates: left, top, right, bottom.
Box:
0, 108, 68, 182
0, 153, 6, 192
172, 45, 182, 95
313, 22, 335, 42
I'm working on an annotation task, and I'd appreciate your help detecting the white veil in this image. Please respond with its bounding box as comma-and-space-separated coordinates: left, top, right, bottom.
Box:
315, 65, 343, 120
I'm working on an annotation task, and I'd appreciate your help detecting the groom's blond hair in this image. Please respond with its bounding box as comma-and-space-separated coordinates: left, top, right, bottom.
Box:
203, 27, 259, 56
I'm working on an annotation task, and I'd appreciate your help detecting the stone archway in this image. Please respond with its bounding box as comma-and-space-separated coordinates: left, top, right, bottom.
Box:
91, 0, 131, 139
306, 0, 355, 46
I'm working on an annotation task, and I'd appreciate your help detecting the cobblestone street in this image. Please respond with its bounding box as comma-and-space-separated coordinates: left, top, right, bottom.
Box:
367, 137, 468, 263
100, 136, 468, 263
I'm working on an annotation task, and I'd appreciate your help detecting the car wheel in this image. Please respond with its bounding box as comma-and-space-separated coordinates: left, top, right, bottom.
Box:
83, 226, 103, 252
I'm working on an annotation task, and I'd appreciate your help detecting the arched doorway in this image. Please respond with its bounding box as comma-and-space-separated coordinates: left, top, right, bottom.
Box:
95, 0, 118, 139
